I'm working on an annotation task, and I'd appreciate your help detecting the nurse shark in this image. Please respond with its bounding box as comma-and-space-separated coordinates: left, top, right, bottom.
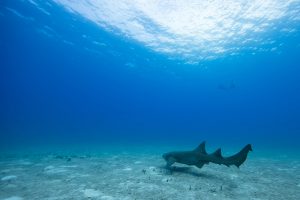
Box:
163, 141, 252, 169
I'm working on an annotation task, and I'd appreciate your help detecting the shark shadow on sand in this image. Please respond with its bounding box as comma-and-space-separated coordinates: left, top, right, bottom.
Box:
162, 141, 252, 170
158, 165, 224, 180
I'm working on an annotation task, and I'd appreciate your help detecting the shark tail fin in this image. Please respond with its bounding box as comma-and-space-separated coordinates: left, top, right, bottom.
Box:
224, 144, 252, 168
193, 141, 207, 155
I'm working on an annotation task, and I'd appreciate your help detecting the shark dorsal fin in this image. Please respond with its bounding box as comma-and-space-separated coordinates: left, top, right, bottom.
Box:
194, 141, 207, 154
212, 148, 222, 158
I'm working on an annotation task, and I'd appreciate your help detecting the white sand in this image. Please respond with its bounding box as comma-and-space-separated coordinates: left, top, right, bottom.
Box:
0, 152, 299, 200
44, 165, 68, 174
3, 196, 23, 200
1, 176, 17, 181
123, 167, 132, 171
83, 189, 102, 198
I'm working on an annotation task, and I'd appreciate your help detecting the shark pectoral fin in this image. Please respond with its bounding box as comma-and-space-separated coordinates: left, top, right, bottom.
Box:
195, 162, 205, 169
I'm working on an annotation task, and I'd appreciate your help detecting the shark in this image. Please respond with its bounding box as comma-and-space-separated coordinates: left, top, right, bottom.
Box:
162, 141, 252, 169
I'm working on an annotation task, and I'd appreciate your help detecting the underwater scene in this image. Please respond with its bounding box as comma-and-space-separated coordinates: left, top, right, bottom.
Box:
1, 0, 300, 199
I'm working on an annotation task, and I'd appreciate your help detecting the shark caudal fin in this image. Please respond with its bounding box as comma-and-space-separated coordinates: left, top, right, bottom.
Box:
193, 141, 208, 154
224, 144, 252, 168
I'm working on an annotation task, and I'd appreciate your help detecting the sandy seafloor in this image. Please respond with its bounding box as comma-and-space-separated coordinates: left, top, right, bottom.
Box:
0, 147, 299, 200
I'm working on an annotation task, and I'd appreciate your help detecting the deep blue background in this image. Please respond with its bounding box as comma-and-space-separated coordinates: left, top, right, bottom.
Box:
1, 1, 300, 151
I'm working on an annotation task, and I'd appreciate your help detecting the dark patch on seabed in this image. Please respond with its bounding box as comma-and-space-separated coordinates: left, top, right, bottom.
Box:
0, 150, 299, 200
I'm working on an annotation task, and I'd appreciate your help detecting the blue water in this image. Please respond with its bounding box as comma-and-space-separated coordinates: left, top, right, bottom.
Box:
1, 1, 300, 155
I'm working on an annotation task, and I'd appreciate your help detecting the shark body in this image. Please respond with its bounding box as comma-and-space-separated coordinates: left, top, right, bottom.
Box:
162, 142, 252, 169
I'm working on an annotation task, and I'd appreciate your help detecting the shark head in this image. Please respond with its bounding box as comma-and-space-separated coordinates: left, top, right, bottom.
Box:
162, 152, 177, 167
162, 152, 172, 161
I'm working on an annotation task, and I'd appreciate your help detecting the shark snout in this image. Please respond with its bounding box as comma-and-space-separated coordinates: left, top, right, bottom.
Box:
162, 153, 168, 160
162, 153, 172, 161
